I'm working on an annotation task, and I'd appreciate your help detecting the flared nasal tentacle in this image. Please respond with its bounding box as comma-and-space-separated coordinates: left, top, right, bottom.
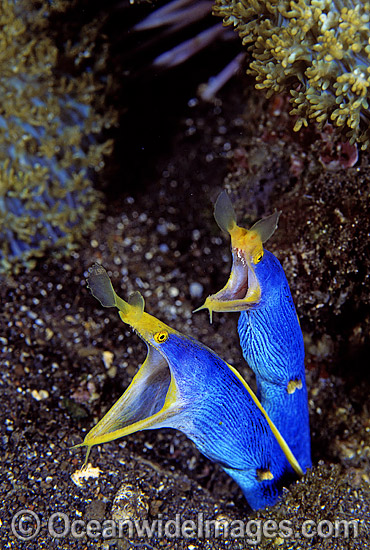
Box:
87, 263, 145, 323
250, 210, 281, 244
214, 190, 237, 233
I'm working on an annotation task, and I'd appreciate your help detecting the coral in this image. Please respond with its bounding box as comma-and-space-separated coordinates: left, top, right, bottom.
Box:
0, 0, 116, 273
213, 0, 370, 148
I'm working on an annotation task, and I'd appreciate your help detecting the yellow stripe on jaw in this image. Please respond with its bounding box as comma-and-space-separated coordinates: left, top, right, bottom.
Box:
83, 376, 180, 447
194, 285, 261, 317
79, 345, 184, 462
193, 230, 262, 318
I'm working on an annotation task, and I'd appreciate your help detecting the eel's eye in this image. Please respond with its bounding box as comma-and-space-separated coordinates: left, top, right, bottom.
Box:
154, 330, 168, 344
254, 251, 264, 264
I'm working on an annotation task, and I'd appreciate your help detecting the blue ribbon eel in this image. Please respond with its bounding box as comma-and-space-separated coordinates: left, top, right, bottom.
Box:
77, 263, 303, 510
195, 191, 311, 473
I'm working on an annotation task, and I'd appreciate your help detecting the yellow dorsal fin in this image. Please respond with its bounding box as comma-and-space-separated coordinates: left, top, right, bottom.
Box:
227, 363, 304, 477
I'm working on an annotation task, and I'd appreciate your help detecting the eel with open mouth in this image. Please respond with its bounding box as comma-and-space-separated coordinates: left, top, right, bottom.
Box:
195, 192, 311, 472
76, 263, 303, 510
194, 191, 279, 319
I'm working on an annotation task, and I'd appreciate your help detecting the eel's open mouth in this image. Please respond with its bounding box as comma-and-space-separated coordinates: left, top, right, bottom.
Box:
194, 246, 261, 318
81, 344, 182, 450
194, 190, 280, 319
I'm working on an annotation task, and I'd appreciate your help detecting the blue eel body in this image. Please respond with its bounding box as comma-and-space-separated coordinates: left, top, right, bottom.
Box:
146, 333, 297, 509
81, 264, 303, 510
237, 251, 311, 472
197, 191, 311, 479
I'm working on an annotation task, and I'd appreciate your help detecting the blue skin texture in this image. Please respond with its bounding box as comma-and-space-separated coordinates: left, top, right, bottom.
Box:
150, 334, 295, 510
83, 264, 303, 510
237, 251, 311, 472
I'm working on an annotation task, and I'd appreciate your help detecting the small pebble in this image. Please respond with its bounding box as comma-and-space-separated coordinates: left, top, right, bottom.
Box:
169, 286, 179, 298
107, 366, 117, 378
71, 464, 102, 487
189, 282, 204, 299
156, 224, 168, 236
102, 350, 114, 369
31, 389, 49, 401
192, 229, 201, 241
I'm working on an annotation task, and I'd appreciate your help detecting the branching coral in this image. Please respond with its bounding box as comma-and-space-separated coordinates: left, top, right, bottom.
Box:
0, 0, 116, 273
213, 0, 370, 147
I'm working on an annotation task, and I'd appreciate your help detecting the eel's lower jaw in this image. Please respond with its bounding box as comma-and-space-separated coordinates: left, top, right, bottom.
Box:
81, 346, 182, 449
194, 250, 261, 316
